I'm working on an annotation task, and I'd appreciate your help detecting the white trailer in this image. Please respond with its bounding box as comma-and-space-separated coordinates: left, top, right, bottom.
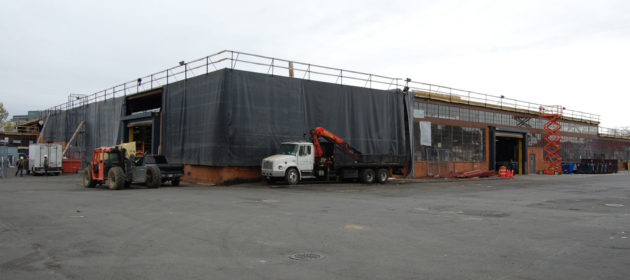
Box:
28, 144, 63, 175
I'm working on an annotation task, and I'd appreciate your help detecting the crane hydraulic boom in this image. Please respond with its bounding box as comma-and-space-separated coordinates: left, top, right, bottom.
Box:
310, 126, 361, 161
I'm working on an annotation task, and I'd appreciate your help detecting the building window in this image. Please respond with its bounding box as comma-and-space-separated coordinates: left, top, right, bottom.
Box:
414, 122, 485, 162
414, 100, 598, 136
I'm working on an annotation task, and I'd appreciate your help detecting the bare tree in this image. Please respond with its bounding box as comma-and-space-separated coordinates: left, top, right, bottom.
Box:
0, 102, 9, 131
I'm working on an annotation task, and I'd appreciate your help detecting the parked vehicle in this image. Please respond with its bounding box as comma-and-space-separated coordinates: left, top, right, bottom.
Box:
82, 142, 184, 190
28, 144, 63, 175
261, 127, 406, 185
132, 155, 184, 186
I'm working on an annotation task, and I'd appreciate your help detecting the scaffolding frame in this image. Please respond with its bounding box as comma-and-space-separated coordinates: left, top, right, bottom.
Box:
540, 105, 563, 174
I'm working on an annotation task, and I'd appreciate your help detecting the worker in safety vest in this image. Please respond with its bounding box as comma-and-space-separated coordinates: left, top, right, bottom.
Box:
15, 157, 25, 177
44, 155, 49, 175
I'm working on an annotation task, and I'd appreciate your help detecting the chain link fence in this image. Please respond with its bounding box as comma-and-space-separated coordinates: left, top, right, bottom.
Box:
426, 148, 451, 178
0, 157, 8, 178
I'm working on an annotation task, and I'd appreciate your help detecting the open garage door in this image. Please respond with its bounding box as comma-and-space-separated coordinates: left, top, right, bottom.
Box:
490, 127, 528, 175
121, 88, 162, 155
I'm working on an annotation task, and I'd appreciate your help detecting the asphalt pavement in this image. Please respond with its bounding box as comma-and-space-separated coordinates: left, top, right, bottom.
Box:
1, 170, 629, 279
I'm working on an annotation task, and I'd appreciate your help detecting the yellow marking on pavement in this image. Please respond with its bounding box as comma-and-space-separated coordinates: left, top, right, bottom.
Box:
344, 224, 365, 230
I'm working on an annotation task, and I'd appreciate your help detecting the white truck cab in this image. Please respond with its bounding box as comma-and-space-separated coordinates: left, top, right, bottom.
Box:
261, 142, 315, 184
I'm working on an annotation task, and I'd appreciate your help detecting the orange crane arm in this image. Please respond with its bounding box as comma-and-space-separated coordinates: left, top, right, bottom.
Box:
310, 126, 361, 160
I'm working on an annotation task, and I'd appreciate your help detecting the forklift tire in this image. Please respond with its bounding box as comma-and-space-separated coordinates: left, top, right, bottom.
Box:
82, 167, 96, 188
172, 177, 180, 186
146, 166, 161, 188
359, 168, 375, 184
285, 168, 299, 185
376, 168, 389, 184
108, 167, 125, 190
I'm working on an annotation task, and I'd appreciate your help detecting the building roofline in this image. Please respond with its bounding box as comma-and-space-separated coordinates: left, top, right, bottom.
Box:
41, 49, 603, 125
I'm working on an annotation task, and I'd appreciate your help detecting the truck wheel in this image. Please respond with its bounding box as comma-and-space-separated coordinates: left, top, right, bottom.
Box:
146, 166, 161, 188
82, 167, 96, 188
376, 168, 389, 184
360, 168, 375, 184
172, 177, 180, 186
108, 167, 125, 190
285, 168, 299, 185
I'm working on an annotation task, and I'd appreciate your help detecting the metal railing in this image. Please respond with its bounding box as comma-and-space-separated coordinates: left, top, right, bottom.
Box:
598, 127, 630, 139
45, 50, 405, 113
44, 49, 601, 125
408, 81, 599, 123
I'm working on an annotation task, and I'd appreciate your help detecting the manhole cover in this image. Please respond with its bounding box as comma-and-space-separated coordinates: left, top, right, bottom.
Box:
289, 252, 324, 260
604, 203, 624, 207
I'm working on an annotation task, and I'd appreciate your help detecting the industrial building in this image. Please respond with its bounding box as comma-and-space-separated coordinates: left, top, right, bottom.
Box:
0, 117, 42, 165
39, 50, 630, 183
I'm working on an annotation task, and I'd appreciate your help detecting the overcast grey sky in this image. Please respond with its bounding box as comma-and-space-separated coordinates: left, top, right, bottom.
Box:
1, 0, 629, 127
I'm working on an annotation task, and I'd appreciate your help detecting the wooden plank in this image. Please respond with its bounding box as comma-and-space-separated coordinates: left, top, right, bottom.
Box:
62, 121, 85, 156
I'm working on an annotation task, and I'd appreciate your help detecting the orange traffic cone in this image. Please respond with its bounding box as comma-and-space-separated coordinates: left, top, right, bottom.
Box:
498, 166, 507, 177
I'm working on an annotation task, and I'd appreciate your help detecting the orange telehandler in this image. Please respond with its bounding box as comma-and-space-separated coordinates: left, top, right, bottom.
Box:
82, 142, 183, 190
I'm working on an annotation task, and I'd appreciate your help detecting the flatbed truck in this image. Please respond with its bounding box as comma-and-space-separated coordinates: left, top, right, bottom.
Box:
261, 127, 406, 185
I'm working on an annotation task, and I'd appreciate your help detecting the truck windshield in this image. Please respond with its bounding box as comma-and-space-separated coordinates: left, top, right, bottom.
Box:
279, 144, 298, 155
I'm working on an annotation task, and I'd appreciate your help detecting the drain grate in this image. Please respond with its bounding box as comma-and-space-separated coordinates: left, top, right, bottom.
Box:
289, 252, 324, 260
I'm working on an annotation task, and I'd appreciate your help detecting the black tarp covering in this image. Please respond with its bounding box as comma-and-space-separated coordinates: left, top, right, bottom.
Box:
43, 111, 67, 142
43, 97, 124, 156
84, 97, 124, 153
162, 69, 411, 166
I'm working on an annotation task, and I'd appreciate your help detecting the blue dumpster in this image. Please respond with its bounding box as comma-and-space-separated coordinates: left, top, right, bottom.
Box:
562, 163, 575, 174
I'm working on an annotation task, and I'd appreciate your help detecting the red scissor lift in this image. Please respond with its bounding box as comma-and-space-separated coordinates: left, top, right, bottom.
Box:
539, 105, 563, 174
